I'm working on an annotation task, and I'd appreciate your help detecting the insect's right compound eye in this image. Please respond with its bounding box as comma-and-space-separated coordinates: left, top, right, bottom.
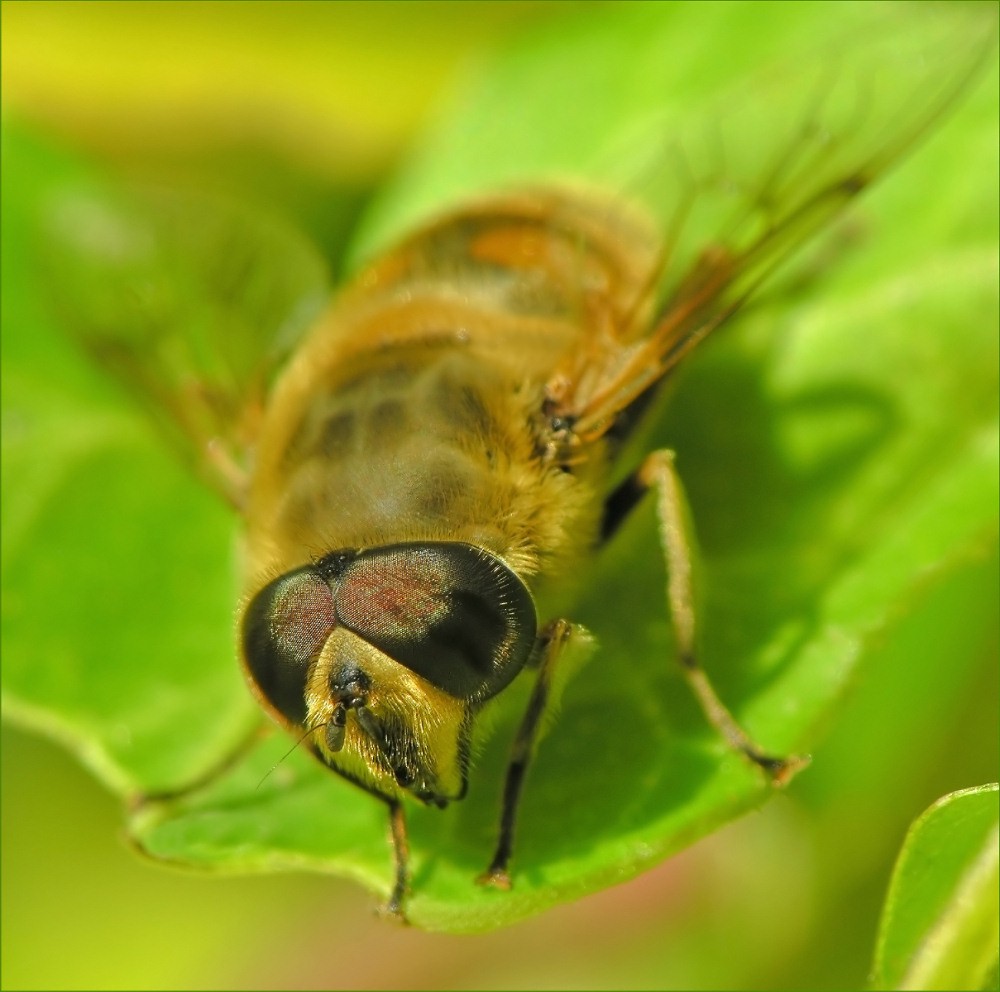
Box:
331, 542, 538, 704
242, 568, 336, 725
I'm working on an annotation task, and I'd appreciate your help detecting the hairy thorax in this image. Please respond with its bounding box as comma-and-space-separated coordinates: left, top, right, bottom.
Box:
244, 188, 659, 597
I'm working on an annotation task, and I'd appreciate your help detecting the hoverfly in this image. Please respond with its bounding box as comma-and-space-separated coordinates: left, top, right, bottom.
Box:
26, 4, 995, 921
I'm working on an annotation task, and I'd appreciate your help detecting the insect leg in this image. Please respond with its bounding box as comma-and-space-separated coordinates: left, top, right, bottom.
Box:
478, 618, 575, 890
204, 436, 251, 512
613, 448, 809, 784
320, 762, 413, 921
128, 721, 270, 808
382, 797, 411, 920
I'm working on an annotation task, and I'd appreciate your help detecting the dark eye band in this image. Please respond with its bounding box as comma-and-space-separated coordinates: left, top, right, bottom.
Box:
241, 542, 537, 726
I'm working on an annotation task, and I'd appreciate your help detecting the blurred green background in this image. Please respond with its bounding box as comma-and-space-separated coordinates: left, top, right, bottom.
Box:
2, 2, 997, 989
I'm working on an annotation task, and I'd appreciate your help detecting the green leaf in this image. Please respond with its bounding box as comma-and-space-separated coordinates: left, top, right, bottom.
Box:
872, 784, 1000, 991
1, 133, 262, 793
2, 2, 997, 933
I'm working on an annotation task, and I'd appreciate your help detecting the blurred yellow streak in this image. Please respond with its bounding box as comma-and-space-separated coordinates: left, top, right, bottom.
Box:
1, 0, 554, 178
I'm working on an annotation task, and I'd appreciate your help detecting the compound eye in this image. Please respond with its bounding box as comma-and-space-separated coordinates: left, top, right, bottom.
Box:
333, 542, 537, 702
241, 568, 336, 725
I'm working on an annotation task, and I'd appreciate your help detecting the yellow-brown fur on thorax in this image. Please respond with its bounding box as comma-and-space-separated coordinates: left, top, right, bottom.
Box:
245, 187, 660, 596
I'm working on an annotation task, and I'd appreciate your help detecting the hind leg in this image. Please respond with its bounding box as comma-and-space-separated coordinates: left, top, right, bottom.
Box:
604, 448, 809, 784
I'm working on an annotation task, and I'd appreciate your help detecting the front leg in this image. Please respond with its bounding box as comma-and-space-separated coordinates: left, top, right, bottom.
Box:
381, 797, 411, 920
478, 619, 577, 889
606, 448, 809, 784
321, 762, 414, 922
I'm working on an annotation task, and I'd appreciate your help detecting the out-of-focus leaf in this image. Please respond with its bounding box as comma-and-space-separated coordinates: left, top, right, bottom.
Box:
871, 784, 999, 991
1, 131, 263, 792
37, 174, 328, 501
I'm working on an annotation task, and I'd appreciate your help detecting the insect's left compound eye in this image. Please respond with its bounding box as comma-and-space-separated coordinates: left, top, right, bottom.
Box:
242, 568, 336, 725
325, 542, 537, 703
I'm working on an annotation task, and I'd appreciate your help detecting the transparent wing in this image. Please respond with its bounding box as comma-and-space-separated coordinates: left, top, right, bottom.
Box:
571, 3, 997, 436
36, 176, 330, 507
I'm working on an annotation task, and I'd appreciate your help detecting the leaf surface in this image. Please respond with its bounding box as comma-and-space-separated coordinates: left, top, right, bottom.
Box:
2, 3, 997, 931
